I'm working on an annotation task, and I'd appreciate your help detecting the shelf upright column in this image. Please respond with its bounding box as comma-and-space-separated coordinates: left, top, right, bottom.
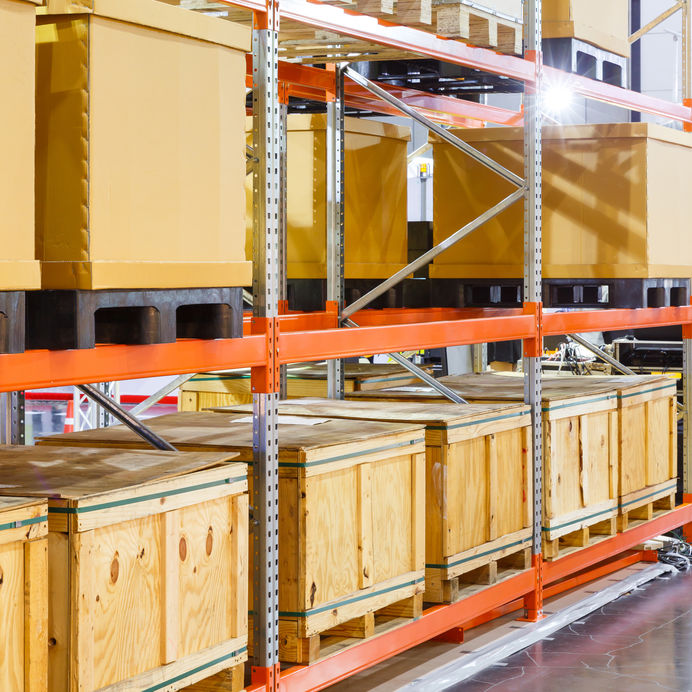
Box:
522, 0, 544, 622
0, 392, 25, 445
251, 4, 281, 688
327, 65, 345, 399
279, 83, 288, 399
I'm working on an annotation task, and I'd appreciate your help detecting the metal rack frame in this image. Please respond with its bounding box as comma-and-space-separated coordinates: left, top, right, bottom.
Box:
1, 1, 692, 691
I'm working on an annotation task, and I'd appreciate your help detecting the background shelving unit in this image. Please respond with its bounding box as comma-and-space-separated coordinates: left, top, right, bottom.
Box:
3, 1, 692, 691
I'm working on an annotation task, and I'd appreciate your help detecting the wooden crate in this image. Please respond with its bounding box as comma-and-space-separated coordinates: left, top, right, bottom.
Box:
0, 446, 248, 692
207, 398, 533, 603
38, 411, 427, 664
36, 0, 251, 290
431, 124, 692, 279
245, 114, 410, 280
0, 0, 41, 290
179, 363, 434, 411
543, 0, 629, 57
0, 496, 48, 691
348, 373, 622, 558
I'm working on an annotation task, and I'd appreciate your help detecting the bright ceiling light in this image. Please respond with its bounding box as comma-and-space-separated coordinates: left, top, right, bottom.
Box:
543, 85, 573, 115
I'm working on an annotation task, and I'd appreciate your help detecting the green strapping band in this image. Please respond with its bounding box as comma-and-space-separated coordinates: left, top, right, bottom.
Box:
427, 409, 528, 432
49, 475, 246, 515
618, 383, 677, 400
277, 576, 425, 617
278, 438, 425, 469
619, 482, 678, 510
426, 536, 530, 570
0, 514, 47, 533
542, 506, 616, 533
142, 646, 247, 692
541, 394, 616, 413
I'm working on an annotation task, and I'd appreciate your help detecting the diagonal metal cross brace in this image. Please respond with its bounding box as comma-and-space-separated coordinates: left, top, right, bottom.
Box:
343, 319, 468, 404
77, 384, 177, 451
342, 188, 525, 319
343, 66, 524, 188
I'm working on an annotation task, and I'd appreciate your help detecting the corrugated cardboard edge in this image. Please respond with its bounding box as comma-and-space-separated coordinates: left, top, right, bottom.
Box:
41, 0, 250, 51
434, 123, 692, 147
246, 113, 411, 141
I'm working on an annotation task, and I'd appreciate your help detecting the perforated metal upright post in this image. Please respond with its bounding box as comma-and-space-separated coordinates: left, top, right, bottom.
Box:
251, 5, 281, 684
523, 0, 544, 621
684, 331, 692, 495
0, 392, 25, 445
327, 65, 345, 399
683, 0, 690, 101
279, 91, 288, 399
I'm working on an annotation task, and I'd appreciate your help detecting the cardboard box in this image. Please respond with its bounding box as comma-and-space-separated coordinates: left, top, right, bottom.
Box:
432, 123, 692, 279
0, 0, 42, 290
36, 0, 251, 289
543, 0, 630, 57
246, 114, 410, 279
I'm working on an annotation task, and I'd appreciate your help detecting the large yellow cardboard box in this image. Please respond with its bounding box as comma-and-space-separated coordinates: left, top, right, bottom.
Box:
246, 114, 410, 279
36, 0, 251, 290
0, 0, 42, 290
432, 123, 692, 280
543, 0, 630, 57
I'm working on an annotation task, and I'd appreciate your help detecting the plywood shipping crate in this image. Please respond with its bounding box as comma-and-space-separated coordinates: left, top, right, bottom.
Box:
348, 374, 621, 559
432, 124, 692, 279
245, 114, 410, 279
38, 411, 426, 664
179, 363, 434, 411
207, 399, 533, 604
0, 496, 48, 691
35, 0, 251, 290
543, 0, 630, 56
0, 446, 248, 692
0, 0, 42, 290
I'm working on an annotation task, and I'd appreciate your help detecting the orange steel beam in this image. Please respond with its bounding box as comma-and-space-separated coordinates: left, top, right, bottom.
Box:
279, 313, 536, 363
0, 337, 266, 393
246, 56, 521, 127
268, 569, 536, 692
544, 501, 692, 584
543, 306, 692, 336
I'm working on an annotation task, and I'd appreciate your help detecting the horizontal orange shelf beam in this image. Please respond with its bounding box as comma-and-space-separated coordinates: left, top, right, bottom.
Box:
279, 313, 536, 362
0, 337, 266, 393
543, 306, 692, 335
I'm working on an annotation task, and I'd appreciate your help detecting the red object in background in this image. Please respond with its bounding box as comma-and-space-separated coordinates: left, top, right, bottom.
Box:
63, 400, 74, 433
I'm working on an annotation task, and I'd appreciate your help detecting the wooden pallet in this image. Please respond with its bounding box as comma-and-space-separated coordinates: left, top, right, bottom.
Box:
543, 515, 618, 561
426, 544, 532, 603
618, 483, 677, 532
157, 0, 523, 61
183, 663, 245, 692
280, 593, 424, 664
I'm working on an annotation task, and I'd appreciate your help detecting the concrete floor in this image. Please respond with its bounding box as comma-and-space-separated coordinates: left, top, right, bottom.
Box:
328, 564, 692, 691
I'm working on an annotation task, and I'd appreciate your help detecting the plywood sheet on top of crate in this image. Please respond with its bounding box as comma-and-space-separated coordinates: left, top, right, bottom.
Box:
0, 445, 239, 499
37, 411, 426, 472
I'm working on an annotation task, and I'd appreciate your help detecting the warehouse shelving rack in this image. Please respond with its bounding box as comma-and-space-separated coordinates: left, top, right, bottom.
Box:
2, 1, 692, 690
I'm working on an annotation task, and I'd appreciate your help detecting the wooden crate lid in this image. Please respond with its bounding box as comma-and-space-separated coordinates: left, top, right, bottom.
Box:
206, 398, 530, 428
40, 0, 250, 52
37, 412, 426, 473
434, 123, 692, 148
0, 496, 48, 545
0, 445, 242, 501
182, 363, 431, 389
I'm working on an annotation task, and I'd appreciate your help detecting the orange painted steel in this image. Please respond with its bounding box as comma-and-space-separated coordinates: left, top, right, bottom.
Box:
242, 503, 692, 692
544, 306, 692, 336
278, 313, 536, 363
227, 0, 692, 125
0, 337, 266, 393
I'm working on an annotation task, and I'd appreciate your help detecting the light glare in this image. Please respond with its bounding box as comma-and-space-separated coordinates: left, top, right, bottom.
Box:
543, 85, 573, 114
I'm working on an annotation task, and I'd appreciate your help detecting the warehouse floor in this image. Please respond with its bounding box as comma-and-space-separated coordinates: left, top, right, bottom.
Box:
327, 564, 691, 691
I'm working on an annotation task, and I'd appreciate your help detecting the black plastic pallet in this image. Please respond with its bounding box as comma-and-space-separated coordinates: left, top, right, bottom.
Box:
26, 287, 243, 350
